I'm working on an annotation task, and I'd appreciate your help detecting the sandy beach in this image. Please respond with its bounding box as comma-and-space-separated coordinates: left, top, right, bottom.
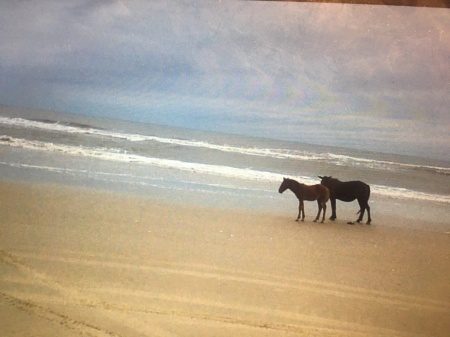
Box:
1, 180, 449, 337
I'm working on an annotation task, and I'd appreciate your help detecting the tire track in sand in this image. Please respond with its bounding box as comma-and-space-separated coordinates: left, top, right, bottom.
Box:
0, 250, 178, 337
2, 249, 446, 337
11, 249, 449, 313
0, 292, 121, 337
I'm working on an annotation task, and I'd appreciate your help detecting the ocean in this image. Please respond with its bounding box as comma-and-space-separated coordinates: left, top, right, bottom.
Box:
1, 106, 449, 230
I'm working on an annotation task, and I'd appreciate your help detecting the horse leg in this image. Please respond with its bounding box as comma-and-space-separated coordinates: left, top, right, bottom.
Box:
329, 198, 337, 221
366, 203, 371, 224
296, 200, 302, 221
321, 201, 327, 223
301, 200, 305, 221
356, 199, 366, 223
314, 200, 322, 222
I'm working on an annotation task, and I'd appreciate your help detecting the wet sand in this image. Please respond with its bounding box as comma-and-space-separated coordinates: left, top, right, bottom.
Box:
1, 181, 449, 336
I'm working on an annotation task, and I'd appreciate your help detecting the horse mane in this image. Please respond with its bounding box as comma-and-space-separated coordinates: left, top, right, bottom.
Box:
286, 178, 302, 187
320, 176, 341, 183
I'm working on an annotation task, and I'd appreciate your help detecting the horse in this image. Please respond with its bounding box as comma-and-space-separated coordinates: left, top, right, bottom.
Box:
318, 176, 371, 224
278, 178, 330, 223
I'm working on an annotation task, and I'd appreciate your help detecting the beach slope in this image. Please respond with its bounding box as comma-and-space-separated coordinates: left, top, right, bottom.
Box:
1, 181, 449, 336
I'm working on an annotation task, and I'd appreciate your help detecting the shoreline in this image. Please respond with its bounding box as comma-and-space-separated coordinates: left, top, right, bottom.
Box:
1, 166, 449, 232
1, 180, 449, 336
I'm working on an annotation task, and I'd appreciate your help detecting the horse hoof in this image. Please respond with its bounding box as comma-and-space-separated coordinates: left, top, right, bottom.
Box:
313, 220, 317, 223
347, 221, 355, 225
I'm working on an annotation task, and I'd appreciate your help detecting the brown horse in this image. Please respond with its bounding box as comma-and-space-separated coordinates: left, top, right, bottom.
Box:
278, 178, 330, 223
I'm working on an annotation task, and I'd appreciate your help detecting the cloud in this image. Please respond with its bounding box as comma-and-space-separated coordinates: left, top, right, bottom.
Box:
2, 2, 448, 94
69, 0, 130, 19
0, 1, 449, 158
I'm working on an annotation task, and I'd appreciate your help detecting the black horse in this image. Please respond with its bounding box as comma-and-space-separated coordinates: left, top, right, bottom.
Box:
279, 178, 330, 223
318, 176, 371, 224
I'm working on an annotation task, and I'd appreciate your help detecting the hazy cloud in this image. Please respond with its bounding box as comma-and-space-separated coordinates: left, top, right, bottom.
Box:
0, 1, 449, 158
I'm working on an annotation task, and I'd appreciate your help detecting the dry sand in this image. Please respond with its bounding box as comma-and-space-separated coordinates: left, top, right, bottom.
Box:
1, 181, 449, 336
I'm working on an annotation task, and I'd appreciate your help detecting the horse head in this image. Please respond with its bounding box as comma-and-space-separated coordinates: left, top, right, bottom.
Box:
278, 178, 289, 194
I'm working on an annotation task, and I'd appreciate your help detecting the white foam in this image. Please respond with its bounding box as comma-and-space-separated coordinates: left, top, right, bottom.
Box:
3, 116, 448, 174
372, 185, 450, 204
2, 135, 449, 204
0, 135, 308, 183
326, 153, 449, 174
0, 117, 321, 159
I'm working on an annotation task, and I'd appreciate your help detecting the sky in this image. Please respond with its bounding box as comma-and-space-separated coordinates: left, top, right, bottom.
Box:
0, 1, 449, 159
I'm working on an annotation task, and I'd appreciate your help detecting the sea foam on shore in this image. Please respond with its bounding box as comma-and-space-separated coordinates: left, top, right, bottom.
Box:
1, 108, 449, 229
